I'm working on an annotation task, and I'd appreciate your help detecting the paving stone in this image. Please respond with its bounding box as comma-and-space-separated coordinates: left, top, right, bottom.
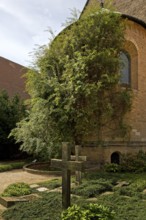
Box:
36, 187, 48, 192
115, 181, 129, 188
30, 184, 39, 188
86, 197, 98, 202
101, 191, 114, 196
49, 187, 62, 193
142, 189, 146, 194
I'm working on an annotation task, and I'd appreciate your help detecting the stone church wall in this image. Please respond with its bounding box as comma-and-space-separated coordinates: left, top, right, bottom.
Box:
80, 18, 146, 163
81, 143, 146, 164
125, 20, 146, 142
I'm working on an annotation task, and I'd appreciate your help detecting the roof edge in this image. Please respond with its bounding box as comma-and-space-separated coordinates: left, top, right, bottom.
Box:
53, 9, 146, 47
122, 14, 146, 29
81, 1, 146, 29
79, 0, 90, 18
0, 56, 26, 68
81, 11, 146, 30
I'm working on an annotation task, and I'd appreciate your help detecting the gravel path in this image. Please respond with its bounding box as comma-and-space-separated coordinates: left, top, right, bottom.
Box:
0, 169, 57, 194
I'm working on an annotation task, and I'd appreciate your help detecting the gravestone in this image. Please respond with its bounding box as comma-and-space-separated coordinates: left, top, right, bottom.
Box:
51, 142, 84, 209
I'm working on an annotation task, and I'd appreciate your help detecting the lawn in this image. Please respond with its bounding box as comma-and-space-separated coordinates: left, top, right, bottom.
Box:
2, 171, 146, 220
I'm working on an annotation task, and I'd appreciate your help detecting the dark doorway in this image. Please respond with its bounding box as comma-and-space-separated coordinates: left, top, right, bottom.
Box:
111, 152, 120, 164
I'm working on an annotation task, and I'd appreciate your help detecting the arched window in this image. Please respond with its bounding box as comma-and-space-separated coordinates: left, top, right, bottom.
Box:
120, 51, 130, 85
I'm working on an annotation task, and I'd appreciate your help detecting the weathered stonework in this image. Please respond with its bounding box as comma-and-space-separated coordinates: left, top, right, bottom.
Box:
125, 20, 146, 142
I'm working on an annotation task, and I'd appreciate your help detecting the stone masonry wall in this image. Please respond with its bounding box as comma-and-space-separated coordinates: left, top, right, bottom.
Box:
80, 4, 146, 162
125, 20, 146, 142
81, 144, 146, 164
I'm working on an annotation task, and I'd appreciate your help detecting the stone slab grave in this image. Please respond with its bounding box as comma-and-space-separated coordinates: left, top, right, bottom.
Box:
51, 142, 86, 209
0, 194, 41, 208
0, 196, 28, 208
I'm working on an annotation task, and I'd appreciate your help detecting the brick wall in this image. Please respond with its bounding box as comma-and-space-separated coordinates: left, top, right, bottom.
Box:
0, 57, 28, 99
125, 20, 146, 142
80, 1, 146, 162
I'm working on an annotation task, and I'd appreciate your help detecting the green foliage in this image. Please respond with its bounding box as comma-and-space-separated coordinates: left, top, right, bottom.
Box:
11, 97, 62, 160
62, 8, 80, 27
1, 182, 31, 197
61, 203, 115, 220
38, 178, 62, 190
11, 8, 132, 160
0, 90, 26, 159
0, 91, 25, 143
3, 172, 146, 220
3, 192, 62, 220
104, 163, 121, 173
113, 178, 146, 198
0, 161, 25, 172
104, 151, 146, 173
120, 151, 146, 173
71, 179, 113, 198
61, 204, 84, 220
97, 193, 146, 220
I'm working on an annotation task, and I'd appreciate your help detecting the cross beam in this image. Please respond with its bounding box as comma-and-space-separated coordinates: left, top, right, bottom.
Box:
71, 155, 87, 161
51, 159, 83, 171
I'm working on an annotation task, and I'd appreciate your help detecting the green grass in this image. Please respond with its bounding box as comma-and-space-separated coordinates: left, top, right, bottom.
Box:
37, 178, 62, 190
71, 178, 113, 198
3, 171, 146, 220
97, 194, 146, 220
3, 192, 63, 220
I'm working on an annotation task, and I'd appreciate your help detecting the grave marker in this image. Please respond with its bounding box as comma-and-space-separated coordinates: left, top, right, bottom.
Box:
51, 142, 84, 209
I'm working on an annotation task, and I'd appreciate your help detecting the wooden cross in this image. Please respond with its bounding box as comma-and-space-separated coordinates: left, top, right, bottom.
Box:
71, 145, 87, 184
51, 142, 84, 209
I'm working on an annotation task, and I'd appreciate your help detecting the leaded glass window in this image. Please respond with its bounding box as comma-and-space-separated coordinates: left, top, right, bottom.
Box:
120, 51, 130, 85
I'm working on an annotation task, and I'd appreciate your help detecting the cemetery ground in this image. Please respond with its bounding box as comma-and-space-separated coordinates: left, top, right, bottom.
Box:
1, 170, 146, 219
0, 167, 58, 220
